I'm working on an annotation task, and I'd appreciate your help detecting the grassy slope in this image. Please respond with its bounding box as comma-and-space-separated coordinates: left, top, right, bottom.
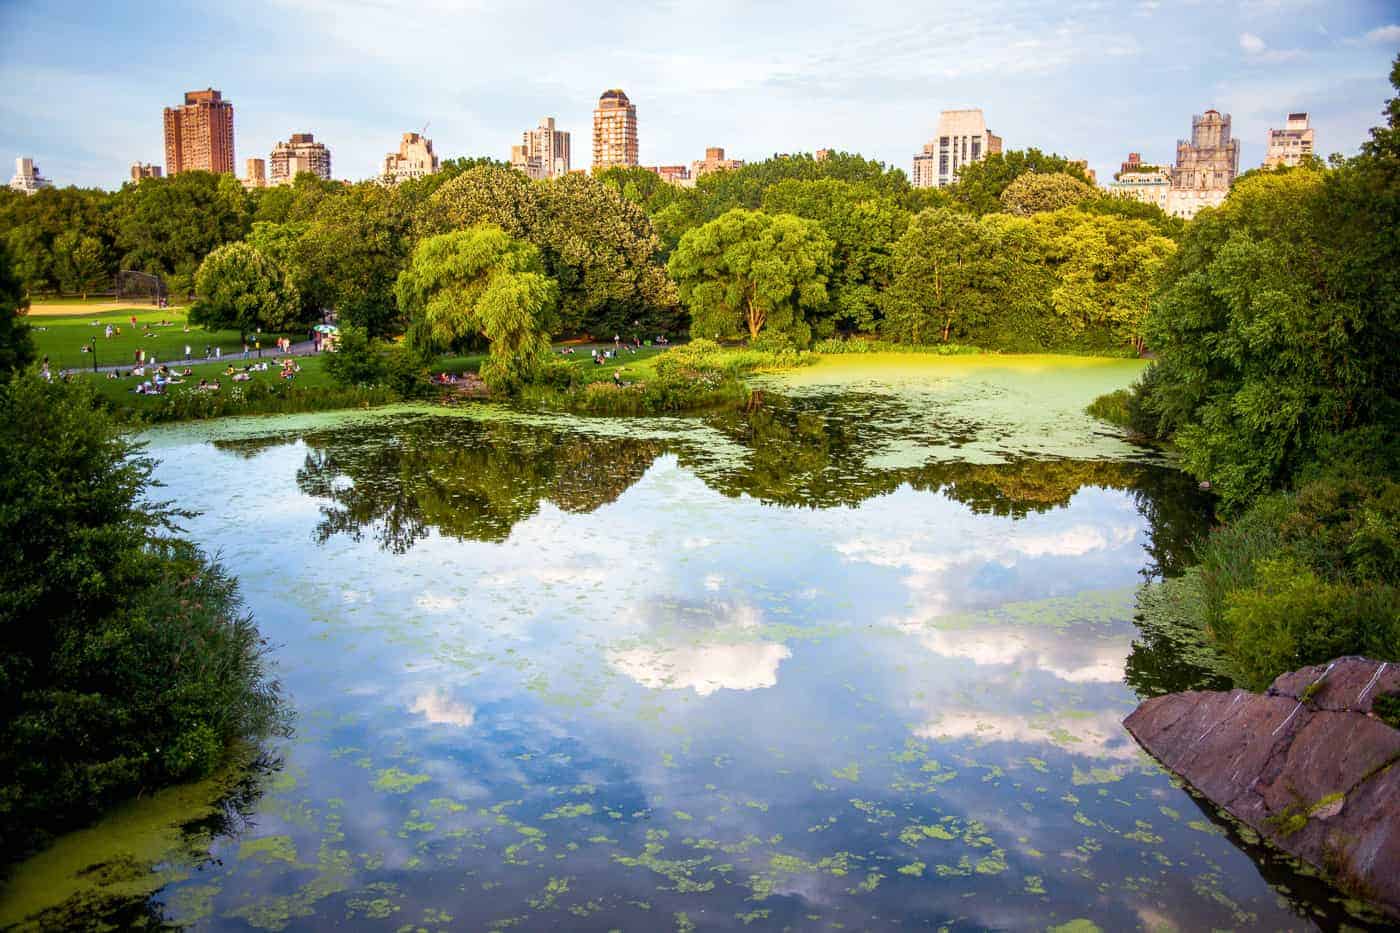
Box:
27, 304, 297, 373
76, 354, 336, 413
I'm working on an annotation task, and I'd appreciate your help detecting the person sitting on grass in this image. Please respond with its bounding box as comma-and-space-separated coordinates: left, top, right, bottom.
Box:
224, 365, 237, 376
613, 369, 625, 387
232, 371, 251, 382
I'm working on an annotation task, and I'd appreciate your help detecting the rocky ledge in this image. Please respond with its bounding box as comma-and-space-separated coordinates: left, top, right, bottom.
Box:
1125, 656, 1400, 919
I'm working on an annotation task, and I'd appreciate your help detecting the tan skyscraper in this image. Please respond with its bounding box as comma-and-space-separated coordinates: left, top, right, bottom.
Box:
242, 158, 267, 190
1165, 110, 1240, 219
911, 109, 1002, 188
382, 132, 439, 184
691, 146, 743, 178
511, 117, 571, 179
163, 88, 235, 175
129, 162, 162, 182
1264, 113, 1315, 168
592, 89, 639, 171
269, 133, 332, 184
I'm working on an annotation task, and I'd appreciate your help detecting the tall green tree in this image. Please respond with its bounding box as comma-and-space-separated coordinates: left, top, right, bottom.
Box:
0, 241, 35, 374
999, 171, 1095, 216
881, 209, 1011, 343
1144, 162, 1399, 507
948, 149, 1093, 215
668, 208, 833, 345
190, 242, 301, 339
1037, 211, 1176, 353
112, 171, 250, 295
397, 226, 557, 390
0, 186, 114, 295
425, 167, 675, 335
292, 182, 411, 336
52, 230, 109, 298
760, 178, 910, 334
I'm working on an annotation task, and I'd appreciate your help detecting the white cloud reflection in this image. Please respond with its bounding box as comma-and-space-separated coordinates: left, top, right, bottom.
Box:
410, 690, 476, 728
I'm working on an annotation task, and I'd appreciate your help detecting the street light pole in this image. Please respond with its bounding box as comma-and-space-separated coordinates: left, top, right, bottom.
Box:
90, 336, 97, 374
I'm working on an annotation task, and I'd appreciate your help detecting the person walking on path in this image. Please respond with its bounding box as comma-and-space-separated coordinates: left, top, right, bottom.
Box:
255, 338, 261, 359
184, 344, 192, 360
242, 342, 249, 360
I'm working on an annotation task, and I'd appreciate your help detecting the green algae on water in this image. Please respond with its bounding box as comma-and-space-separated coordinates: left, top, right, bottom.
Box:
0, 748, 265, 931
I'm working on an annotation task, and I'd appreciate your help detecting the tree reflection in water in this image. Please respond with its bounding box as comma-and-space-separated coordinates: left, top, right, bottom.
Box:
234, 395, 1212, 585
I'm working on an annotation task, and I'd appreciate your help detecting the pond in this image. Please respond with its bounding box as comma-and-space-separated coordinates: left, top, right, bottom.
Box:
1, 355, 1376, 930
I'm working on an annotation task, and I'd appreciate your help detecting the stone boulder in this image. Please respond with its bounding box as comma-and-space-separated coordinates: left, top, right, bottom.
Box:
1124, 656, 1400, 919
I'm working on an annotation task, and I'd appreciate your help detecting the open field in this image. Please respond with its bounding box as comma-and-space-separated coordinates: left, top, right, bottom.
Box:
25, 297, 190, 316
28, 305, 295, 372
71, 353, 336, 412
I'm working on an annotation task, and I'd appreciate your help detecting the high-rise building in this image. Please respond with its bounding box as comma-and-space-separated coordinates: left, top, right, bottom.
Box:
9, 157, 52, 195
1164, 110, 1240, 219
163, 88, 235, 175
911, 109, 1002, 188
269, 133, 332, 185
510, 117, 571, 180
242, 158, 267, 190
647, 164, 693, 187
1264, 112, 1315, 168
814, 148, 833, 162
691, 146, 743, 178
592, 89, 639, 171
129, 162, 162, 182
382, 132, 439, 184
1109, 168, 1171, 210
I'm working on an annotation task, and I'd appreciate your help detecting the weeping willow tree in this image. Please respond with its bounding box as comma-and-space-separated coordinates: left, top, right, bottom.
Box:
395, 225, 558, 391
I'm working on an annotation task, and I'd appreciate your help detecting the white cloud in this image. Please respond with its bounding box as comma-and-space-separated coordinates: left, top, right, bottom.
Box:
609, 641, 792, 696
1239, 32, 1267, 54
410, 690, 476, 728
914, 709, 1143, 763
1364, 24, 1400, 44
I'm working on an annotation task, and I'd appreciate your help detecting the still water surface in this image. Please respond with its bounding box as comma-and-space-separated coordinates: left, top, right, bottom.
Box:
4, 356, 1369, 930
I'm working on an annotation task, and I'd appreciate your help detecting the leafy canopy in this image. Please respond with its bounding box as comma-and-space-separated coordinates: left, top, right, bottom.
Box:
668, 208, 834, 346
947, 149, 1093, 215
397, 226, 558, 391
190, 241, 301, 338
0, 241, 35, 374
0, 376, 288, 858
999, 172, 1095, 216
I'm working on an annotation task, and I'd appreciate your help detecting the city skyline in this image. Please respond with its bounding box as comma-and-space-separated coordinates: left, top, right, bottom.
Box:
1, 1, 1397, 189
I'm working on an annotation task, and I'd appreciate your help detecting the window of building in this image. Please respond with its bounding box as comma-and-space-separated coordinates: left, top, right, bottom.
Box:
971, 139, 981, 159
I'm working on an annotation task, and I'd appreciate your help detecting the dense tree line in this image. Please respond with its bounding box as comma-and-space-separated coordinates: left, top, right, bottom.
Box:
1115, 55, 1400, 690
1, 137, 1188, 361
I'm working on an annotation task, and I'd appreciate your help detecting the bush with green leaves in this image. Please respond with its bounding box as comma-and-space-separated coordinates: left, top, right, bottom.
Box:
1183, 471, 1400, 689
0, 241, 35, 374
191, 241, 301, 339
0, 375, 290, 859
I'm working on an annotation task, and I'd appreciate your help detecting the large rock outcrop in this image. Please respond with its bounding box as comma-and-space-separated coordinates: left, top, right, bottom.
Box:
1125, 656, 1400, 918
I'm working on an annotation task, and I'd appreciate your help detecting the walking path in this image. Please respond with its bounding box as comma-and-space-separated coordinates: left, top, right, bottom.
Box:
68, 339, 322, 375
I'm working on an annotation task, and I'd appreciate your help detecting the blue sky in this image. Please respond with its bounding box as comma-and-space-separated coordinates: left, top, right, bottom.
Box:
1, 0, 1397, 190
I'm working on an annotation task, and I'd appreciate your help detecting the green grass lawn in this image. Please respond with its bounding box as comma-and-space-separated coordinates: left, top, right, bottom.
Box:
75, 353, 335, 412
28, 305, 296, 373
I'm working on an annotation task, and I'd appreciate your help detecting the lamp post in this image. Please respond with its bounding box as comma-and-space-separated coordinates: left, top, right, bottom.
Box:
89, 336, 97, 374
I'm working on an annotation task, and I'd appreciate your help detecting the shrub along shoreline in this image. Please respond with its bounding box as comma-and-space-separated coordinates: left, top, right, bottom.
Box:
1083, 61, 1400, 696
82, 337, 1135, 424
